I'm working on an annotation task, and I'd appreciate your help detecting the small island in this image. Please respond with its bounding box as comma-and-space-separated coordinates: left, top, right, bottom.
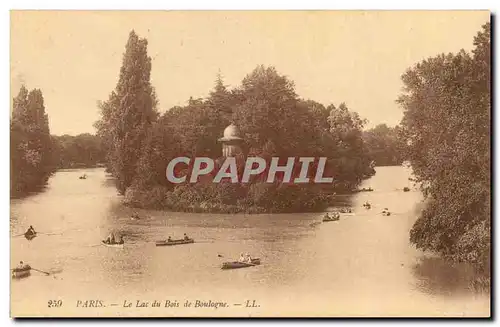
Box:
123, 121, 374, 214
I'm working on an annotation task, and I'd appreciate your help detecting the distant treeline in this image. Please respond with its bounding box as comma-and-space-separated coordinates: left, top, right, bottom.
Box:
52, 133, 106, 169
363, 124, 405, 166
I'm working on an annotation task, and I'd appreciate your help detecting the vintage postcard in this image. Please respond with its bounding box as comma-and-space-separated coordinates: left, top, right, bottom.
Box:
10, 10, 491, 318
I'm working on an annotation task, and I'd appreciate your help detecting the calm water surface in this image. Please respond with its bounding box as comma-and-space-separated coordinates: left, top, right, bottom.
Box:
10, 166, 490, 317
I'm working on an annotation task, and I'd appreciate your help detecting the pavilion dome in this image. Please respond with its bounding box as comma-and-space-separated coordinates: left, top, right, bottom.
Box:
221, 123, 243, 141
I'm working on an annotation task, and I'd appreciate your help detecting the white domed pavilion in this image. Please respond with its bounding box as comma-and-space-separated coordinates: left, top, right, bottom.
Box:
219, 123, 244, 157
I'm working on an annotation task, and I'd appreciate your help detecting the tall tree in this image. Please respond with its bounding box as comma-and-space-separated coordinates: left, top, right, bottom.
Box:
10, 86, 54, 196
208, 71, 233, 117
95, 30, 158, 194
327, 103, 371, 189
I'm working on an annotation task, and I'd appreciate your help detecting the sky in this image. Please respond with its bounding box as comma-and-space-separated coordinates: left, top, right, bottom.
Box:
11, 10, 489, 136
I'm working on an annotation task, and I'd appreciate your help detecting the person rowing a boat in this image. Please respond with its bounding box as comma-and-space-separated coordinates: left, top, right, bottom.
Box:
17, 261, 25, 269
105, 233, 115, 244
245, 253, 253, 264
168, 236, 172, 242
183, 233, 190, 241
26, 225, 36, 236
238, 253, 246, 263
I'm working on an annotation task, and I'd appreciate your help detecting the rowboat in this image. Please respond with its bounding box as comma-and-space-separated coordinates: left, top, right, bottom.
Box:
323, 212, 340, 222
353, 187, 374, 193
221, 258, 261, 270
156, 238, 194, 246
101, 241, 124, 248
25, 232, 37, 240
12, 265, 31, 279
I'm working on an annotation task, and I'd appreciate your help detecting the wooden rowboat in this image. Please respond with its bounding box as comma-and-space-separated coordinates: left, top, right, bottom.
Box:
221, 258, 261, 270
101, 241, 124, 248
12, 265, 31, 279
156, 239, 194, 246
323, 212, 340, 222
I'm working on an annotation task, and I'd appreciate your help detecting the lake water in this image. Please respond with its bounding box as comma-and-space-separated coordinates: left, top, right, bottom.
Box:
10, 166, 490, 317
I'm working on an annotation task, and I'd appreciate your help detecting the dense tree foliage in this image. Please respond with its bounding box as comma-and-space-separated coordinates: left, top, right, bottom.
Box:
232, 66, 309, 156
363, 124, 405, 166
398, 23, 490, 277
10, 86, 56, 196
95, 30, 158, 194
326, 103, 374, 190
52, 134, 105, 168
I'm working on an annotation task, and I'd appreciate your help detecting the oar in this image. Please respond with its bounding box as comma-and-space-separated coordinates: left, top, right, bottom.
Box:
12, 231, 60, 237
90, 239, 115, 247
31, 267, 50, 275
237, 260, 258, 266
32, 267, 61, 279
37, 232, 63, 236
13, 232, 36, 239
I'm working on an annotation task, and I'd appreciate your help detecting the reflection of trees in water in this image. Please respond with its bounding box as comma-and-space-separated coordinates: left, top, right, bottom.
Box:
9, 211, 20, 232
101, 175, 116, 188
103, 200, 154, 243
10, 184, 49, 200
412, 256, 482, 296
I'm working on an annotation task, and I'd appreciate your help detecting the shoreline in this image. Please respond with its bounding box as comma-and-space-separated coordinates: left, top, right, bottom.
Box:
122, 201, 333, 215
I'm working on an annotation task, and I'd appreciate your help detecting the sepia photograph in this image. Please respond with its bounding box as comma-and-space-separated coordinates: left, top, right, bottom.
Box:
9, 10, 491, 318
